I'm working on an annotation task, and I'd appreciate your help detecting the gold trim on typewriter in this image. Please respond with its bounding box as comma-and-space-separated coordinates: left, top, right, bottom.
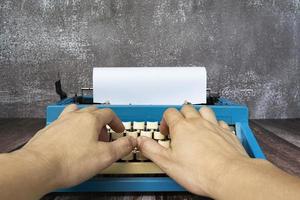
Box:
101, 162, 164, 174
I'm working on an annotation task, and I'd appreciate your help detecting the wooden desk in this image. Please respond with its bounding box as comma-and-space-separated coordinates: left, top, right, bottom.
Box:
0, 118, 299, 200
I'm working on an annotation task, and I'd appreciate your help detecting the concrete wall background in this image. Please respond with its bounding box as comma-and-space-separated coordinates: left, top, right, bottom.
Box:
0, 0, 299, 119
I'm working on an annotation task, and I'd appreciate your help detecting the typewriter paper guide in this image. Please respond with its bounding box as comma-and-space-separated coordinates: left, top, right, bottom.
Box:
93, 67, 207, 105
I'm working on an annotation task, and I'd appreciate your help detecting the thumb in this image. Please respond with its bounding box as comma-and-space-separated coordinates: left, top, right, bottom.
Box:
108, 136, 137, 161
137, 136, 171, 172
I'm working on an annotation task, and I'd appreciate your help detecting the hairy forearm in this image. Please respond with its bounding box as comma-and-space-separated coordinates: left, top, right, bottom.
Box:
0, 149, 60, 200
215, 158, 300, 200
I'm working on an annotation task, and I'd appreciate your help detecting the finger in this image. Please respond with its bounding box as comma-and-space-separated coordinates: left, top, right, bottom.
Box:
180, 105, 201, 119
214, 125, 248, 156
199, 106, 218, 125
98, 127, 110, 142
59, 104, 78, 118
108, 136, 136, 161
160, 118, 169, 135
160, 108, 183, 135
93, 108, 124, 133
78, 106, 98, 112
225, 134, 249, 156
217, 122, 246, 154
137, 136, 171, 171
219, 120, 230, 131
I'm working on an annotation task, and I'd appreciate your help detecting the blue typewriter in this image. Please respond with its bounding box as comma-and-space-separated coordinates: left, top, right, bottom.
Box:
47, 67, 265, 192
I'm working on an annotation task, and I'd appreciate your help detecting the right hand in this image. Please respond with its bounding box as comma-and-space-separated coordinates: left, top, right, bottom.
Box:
137, 105, 249, 197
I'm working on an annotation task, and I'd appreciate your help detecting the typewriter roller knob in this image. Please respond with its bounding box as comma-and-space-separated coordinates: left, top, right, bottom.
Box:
133, 121, 145, 130
122, 122, 132, 130
158, 140, 170, 148
126, 131, 139, 138
146, 122, 158, 130
140, 130, 153, 138
153, 131, 165, 140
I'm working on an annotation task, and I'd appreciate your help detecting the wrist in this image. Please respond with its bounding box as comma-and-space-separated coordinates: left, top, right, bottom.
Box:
212, 157, 268, 200
207, 156, 252, 198
12, 147, 62, 192
0, 148, 63, 199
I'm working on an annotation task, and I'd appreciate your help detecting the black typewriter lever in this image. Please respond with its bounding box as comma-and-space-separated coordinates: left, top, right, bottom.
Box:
55, 80, 67, 100
192, 89, 220, 105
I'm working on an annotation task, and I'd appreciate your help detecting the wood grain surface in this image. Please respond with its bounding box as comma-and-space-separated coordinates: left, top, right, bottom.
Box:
0, 118, 299, 200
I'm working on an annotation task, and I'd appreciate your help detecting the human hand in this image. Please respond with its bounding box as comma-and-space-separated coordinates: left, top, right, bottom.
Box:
22, 104, 136, 189
137, 105, 248, 197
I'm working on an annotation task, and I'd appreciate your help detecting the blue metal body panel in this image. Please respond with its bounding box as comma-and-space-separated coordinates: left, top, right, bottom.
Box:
46, 97, 265, 192
57, 177, 185, 192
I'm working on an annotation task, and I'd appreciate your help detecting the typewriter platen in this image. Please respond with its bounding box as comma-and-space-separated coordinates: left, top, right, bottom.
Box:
47, 67, 265, 192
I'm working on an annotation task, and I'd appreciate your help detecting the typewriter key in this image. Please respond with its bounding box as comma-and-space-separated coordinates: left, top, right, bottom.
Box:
158, 140, 170, 148
146, 122, 159, 130
121, 152, 134, 161
111, 131, 124, 140
133, 121, 145, 130
125, 131, 139, 138
136, 151, 148, 161
122, 122, 132, 130
153, 131, 165, 140
140, 130, 153, 138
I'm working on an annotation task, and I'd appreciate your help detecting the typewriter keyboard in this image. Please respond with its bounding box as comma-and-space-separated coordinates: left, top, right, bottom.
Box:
100, 121, 170, 174
108, 122, 170, 160
101, 121, 235, 174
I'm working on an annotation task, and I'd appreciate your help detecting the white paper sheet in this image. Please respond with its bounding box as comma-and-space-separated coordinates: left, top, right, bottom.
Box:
93, 67, 207, 105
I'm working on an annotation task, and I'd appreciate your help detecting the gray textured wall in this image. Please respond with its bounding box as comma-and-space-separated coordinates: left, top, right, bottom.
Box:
0, 0, 299, 119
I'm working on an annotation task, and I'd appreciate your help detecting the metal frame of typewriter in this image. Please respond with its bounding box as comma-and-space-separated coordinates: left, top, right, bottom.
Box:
46, 95, 266, 192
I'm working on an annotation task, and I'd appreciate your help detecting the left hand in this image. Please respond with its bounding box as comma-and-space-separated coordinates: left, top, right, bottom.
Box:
22, 104, 136, 189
